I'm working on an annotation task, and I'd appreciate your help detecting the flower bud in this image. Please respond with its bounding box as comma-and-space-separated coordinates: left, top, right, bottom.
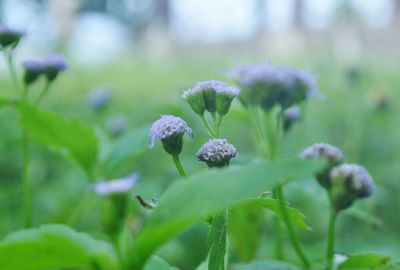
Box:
87, 87, 112, 110
214, 82, 240, 116
329, 164, 374, 210
149, 115, 193, 156
282, 106, 301, 132
182, 87, 206, 115
0, 25, 24, 49
22, 59, 46, 85
43, 54, 67, 82
300, 143, 344, 188
196, 138, 237, 168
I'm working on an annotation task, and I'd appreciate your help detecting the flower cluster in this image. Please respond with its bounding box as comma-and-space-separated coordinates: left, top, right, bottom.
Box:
183, 80, 239, 116
23, 54, 68, 85
301, 143, 374, 210
196, 139, 237, 168
0, 25, 24, 49
231, 63, 318, 111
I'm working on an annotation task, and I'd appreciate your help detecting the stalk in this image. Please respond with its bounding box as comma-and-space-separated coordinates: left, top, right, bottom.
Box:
4, 51, 21, 96
326, 201, 337, 270
172, 155, 186, 178
22, 132, 31, 227
200, 114, 215, 138
34, 81, 51, 105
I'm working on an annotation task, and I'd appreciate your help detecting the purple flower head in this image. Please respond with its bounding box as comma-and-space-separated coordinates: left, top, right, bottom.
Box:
330, 164, 374, 210
183, 80, 239, 116
149, 115, 192, 156
196, 138, 237, 168
93, 173, 139, 197
282, 106, 301, 132
87, 87, 112, 110
0, 24, 24, 49
230, 63, 319, 110
22, 59, 46, 85
43, 54, 68, 81
301, 143, 344, 188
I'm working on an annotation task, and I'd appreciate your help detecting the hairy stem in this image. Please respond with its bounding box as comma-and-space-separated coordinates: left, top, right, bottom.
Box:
172, 155, 186, 178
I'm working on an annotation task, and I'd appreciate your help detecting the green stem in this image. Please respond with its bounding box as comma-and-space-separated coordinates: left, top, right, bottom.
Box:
67, 192, 92, 226
34, 81, 51, 105
276, 186, 311, 269
22, 132, 32, 228
273, 189, 284, 260
248, 106, 269, 158
172, 155, 186, 178
326, 202, 337, 270
216, 114, 223, 138
200, 114, 215, 138
4, 50, 21, 96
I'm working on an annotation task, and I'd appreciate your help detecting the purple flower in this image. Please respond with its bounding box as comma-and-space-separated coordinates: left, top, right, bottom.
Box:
22, 59, 46, 85
196, 138, 237, 167
149, 115, 192, 156
107, 116, 128, 137
183, 80, 239, 116
0, 25, 24, 49
230, 63, 319, 110
87, 87, 112, 110
330, 164, 374, 210
93, 173, 138, 197
43, 54, 68, 81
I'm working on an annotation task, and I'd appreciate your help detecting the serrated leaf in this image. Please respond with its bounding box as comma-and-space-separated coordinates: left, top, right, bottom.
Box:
18, 103, 98, 177
208, 210, 227, 270
231, 260, 301, 270
0, 224, 119, 270
126, 159, 323, 269
238, 198, 310, 230
338, 253, 391, 270
101, 126, 149, 176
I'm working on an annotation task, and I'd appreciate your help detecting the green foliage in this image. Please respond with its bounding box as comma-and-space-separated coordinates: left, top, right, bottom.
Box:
101, 126, 149, 176
231, 260, 301, 270
229, 203, 265, 262
238, 198, 310, 230
208, 210, 228, 270
125, 159, 322, 269
144, 256, 180, 270
0, 224, 119, 270
338, 253, 392, 270
18, 102, 98, 178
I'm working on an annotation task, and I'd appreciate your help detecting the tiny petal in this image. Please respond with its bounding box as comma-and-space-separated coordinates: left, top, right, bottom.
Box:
196, 138, 237, 167
94, 173, 138, 196
149, 115, 192, 156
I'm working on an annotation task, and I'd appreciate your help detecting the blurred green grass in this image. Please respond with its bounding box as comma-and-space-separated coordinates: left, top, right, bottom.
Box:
0, 51, 399, 268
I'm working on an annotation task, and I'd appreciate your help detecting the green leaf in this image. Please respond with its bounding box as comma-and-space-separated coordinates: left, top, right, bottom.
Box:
18, 103, 98, 177
144, 256, 180, 270
0, 224, 119, 270
126, 159, 322, 269
338, 253, 391, 270
229, 203, 265, 262
231, 260, 301, 270
238, 198, 310, 230
208, 211, 227, 270
101, 126, 149, 176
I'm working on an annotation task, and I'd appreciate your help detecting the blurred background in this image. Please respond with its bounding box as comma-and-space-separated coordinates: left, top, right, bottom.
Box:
0, 0, 400, 268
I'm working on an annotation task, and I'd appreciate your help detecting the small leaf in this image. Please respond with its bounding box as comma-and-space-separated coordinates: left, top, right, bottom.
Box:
338, 253, 391, 270
238, 198, 310, 230
101, 126, 149, 176
208, 210, 227, 270
126, 159, 323, 269
0, 224, 119, 270
18, 103, 98, 177
231, 260, 301, 270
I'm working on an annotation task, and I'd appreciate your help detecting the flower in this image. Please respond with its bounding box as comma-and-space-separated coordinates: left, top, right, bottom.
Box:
87, 87, 112, 110
43, 54, 68, 81
329, 164, 374, 210
196, 138, 237, 167
22, 59, 46, 85
230, 63, 319, 110
149, 115, 192, 156
301, 143, 344, 188
282, 106, 301, 131
107, 115, 128, 137
0, 25, 24, 49
94, 173, 138, 197
183, 80, 239, 116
